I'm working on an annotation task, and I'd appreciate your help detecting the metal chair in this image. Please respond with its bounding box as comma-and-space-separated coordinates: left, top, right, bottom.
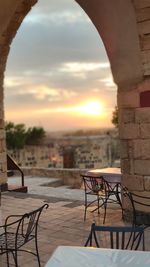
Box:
82, 174, 122, 223
85, 223, 145, 250
123, 189, 150, 227
0, 203, 49, 267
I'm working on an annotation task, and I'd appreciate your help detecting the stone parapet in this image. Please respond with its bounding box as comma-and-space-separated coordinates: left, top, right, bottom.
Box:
22, 167, 87, 188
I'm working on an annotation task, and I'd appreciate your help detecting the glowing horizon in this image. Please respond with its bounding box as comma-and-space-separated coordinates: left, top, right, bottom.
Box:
5, 0, 117, 132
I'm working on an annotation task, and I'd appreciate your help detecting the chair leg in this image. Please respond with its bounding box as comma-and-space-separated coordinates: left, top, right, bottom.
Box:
35, 235, 41, 267
97, 196, 100, 215
84, 194, 87, 221
103, 201, 107, 224
12, 251, 19, 267
6, 250, 10, 267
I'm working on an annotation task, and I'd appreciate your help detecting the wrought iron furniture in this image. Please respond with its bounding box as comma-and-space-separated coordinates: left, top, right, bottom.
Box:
82, 174, 122, 223
0, 203, 49, 267
122, 189, 150, 227
85, 223, 145, 250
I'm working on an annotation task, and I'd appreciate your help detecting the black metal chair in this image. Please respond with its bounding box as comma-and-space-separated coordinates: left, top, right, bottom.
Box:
85, 223, 145, 250
0, 203, 49, 267
123, 189, 150, 227
82, 174, 122, 223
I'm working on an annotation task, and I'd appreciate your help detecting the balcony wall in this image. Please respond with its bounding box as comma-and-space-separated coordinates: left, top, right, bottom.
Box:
22, 167, 86, 189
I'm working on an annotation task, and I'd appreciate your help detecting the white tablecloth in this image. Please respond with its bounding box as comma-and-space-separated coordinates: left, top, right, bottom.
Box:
45, 246, 150, 267
86, 167, 121, 183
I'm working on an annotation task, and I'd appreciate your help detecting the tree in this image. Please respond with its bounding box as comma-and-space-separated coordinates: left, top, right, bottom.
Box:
5, 122, 27, 149
25, 126, 45, 145
111, 106, 118, 128
5, 122, 46, 149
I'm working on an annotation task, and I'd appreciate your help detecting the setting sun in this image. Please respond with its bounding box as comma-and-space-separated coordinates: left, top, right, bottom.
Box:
78, 101, 104, 116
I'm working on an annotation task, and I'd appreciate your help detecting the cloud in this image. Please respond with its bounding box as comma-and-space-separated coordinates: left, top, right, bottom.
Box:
4, 0, 117, 131
99, 76, 116, 90
60, 62, 110, 73
24, 0, 88, 25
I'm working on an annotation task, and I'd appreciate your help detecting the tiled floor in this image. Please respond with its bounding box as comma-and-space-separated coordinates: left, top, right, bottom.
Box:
0, 189, 150, 266
0, 190, 123, 267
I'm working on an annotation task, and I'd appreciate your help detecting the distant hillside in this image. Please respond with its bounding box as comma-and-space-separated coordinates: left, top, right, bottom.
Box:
46, 127, 117, 138
63, 128, 117, 137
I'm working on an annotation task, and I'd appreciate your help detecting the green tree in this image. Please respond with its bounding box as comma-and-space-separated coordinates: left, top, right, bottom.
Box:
5, 122, 46, 149
5, 122, 27, 149
111, 106, 118, 128
26, 126, 45, 145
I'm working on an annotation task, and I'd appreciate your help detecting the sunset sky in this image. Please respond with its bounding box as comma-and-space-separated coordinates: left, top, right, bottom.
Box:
4, 0, 117, 132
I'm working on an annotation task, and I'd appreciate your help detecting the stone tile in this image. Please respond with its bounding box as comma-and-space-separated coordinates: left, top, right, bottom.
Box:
0, 189, 149, 267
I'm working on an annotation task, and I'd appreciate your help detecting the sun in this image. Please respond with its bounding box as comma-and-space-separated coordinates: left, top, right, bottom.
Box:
78, 100, 104, 116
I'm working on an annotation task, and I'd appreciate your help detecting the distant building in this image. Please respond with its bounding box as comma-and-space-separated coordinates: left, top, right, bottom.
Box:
8, 130, 120, 170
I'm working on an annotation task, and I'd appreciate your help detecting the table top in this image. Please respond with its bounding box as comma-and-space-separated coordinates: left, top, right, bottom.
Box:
45, 246, 150, 267
86, 167, 121, 183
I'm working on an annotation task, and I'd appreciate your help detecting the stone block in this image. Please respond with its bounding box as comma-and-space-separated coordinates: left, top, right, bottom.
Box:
143, 63, 150, 75
122, 174, 144, 191
135, 108, 150, 123
144, 176, 150, 190
142, 50, 150, 63
140, 34, 150, 50
120, 140, 129, 158
1, 161, 7, 172
134, 159, 150, 175
136, 7, 150, 22
119, 123, 140, 139
138, 20, 150, 35
134, 0, 150, 9
0, 173, 7, 184
140, 124, 150, 138
0, 152, 6, 162
133, 139, 150, 159
119, 108, 135, 123
118, 91, 139, 108
121, 159, 131, 174
0, 130, 5, 139
144, 68, 150, 76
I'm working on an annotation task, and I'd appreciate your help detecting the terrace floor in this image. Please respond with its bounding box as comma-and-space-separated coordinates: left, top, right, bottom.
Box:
0, 176, 150, 266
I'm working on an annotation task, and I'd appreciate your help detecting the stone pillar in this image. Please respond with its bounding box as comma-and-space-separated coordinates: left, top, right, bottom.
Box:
118, 79, 150, 220
0, 46, 8, 188
0, 0, 37, 189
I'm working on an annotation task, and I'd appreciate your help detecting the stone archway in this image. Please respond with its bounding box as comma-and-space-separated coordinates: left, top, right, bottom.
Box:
0, 0, 150, 218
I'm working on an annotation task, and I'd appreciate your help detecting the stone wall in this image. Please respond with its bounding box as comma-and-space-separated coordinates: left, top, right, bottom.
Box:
22, 167, 86, 188
0, 0, 37, 185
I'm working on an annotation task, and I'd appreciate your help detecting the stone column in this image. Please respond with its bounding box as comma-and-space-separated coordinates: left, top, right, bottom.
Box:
118, 79, 150, 220
0, 45, 8, 188
0, 0, 37, 189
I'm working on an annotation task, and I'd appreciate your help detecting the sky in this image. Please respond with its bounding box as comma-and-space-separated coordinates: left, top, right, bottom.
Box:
4, 0, 117, 132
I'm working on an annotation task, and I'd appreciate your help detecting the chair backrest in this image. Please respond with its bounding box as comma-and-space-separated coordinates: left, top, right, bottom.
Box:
123, 190, 150, 226
85, 223, 145, 250
4, 203, 49, 246
82, 175, 110, 195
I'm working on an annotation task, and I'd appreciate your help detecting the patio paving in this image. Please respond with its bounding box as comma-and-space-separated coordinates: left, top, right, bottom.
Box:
0, 177, 150, 266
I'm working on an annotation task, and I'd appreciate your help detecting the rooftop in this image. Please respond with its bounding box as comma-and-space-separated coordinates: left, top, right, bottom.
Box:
1, 176, 150, 266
